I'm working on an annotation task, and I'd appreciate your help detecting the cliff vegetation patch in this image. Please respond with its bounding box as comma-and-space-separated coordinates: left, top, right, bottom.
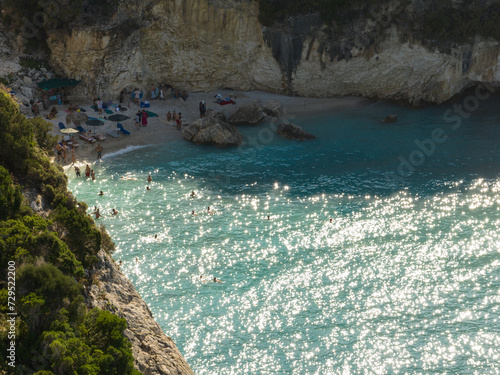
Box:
0, 87, 138, 374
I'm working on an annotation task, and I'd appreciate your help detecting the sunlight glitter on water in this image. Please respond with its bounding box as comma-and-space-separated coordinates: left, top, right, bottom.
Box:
69, 165, 500, 374
67, 99, 500, 374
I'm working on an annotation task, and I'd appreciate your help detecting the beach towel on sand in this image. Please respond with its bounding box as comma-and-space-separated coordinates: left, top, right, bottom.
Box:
218, 99, 236, 105
105, 109, 113, 114
145, 111, 158, 118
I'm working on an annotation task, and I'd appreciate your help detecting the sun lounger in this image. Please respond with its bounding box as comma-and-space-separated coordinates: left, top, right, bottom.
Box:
117, 123, 130, 135
91, 133, 106, 142
76, 125, 87, 133
79, 134, 97, 143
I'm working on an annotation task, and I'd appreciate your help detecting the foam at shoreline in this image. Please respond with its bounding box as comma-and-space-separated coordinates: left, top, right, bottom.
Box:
102, 144, 151, 160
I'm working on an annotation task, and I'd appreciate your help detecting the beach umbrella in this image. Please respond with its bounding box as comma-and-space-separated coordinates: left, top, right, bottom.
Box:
60, 128, 80, 134
86, 118, 105, 134
107, 114, 129, 122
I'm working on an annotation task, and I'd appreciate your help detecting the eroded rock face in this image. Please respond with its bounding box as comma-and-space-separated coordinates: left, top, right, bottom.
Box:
183, 112, 243, 147
30, 0, 500, 105
229, 103, 265, 125
277, 122, 316, 140
46, 0, 283, 98
87, 250, 195, 375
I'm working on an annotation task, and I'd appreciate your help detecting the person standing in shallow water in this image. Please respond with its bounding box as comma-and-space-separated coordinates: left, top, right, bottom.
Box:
85, 164, 91, 177
95, 143, 103, 160
147, 174, 152, 184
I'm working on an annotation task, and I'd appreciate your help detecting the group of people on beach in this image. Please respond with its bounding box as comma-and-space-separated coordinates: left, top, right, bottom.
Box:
165, 110, 183, 130
135, 110, 149, 129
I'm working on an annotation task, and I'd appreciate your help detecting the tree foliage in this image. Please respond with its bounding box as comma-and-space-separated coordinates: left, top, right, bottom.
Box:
0, 88, 136, 373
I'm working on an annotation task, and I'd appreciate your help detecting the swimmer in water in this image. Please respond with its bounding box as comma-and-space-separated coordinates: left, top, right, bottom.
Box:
94, 208, 101, 219
147, 174, 152, 183
111, 208, 119, 215
190, 191, 196, 197
154, 234, 158, 239
191, 210, 197, 216
266, 215, 270, 220
98, 190, 104, 196
329, 218, 333, 223
213, 277, 221, 283
146, 186, 151, 191
207, 206, 214, 215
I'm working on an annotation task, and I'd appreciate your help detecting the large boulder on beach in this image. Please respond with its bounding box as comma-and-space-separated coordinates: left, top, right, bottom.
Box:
276, 122, 316, 140
262, 100, 282, 117
229, 103, 265, 125
183, 113, 243, 147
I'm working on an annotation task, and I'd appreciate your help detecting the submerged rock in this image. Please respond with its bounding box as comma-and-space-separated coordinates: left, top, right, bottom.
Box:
229, 103, 265, 125
276, 122, 316, 140
381, 114, 398, 123
183, 112, 243, 147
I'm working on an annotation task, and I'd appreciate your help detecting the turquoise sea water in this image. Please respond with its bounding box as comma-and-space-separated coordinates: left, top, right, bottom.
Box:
68, 96, 500, 374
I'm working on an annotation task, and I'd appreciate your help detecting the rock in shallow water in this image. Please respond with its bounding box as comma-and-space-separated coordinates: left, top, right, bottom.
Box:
262, 100, 282, 117
183, 112, 243, 147
229, 103, 265, 125
276, 122, 316, 140
381, 114, 398, 123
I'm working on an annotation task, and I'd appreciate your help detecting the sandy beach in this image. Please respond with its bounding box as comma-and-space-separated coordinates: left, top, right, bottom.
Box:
43, 90, 370, 167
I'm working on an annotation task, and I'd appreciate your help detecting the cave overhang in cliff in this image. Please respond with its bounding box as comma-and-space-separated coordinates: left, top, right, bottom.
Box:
38, 78, 81, 91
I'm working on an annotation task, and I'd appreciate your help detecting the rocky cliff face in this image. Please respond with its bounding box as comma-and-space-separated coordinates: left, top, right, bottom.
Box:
3, 0, 500, 104
46, 0, 283, 97
87, 250, 195, 375
40, 0, 500, 105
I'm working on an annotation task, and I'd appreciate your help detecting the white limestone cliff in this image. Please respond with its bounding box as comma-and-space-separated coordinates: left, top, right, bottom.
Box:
40, 0, 500, 105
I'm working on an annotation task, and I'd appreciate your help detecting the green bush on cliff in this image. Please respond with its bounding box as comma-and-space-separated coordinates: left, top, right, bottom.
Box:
0, 87, 137, 373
